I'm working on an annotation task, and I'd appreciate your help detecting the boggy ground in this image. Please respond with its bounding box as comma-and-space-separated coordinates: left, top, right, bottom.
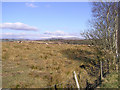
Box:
2, 41, 100, 88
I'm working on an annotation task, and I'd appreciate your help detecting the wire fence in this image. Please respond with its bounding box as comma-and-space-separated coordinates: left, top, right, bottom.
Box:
2, 42, 114, 89
42, 57, 110, 89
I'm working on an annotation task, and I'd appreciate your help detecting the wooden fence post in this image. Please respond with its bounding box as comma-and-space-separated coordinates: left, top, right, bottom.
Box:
86, 79, 89, 89
100, 61, 103, 80
73, 71, 80, 90
117, 1, 120, 88
54, 84, 57, 90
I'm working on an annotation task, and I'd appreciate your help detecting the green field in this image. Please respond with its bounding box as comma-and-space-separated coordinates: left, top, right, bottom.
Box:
100, 72, 119, 88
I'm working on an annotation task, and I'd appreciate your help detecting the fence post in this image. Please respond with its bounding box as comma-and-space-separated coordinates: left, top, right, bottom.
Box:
73, 71, 80, 90
118, 2, 120, 87
107, 59, 109, 74
54, 84, 57, 90
86, 79, 89, 89
100, 61, 103, 80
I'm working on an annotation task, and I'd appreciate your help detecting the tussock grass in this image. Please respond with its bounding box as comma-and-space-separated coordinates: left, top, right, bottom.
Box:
2, 41, 99, 88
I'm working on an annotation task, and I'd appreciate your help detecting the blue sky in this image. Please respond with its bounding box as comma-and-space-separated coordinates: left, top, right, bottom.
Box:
1, 2, 92, 39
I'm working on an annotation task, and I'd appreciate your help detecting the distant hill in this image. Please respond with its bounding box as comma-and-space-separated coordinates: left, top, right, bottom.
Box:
1, 38, 93, 45
1, 39, 30, 42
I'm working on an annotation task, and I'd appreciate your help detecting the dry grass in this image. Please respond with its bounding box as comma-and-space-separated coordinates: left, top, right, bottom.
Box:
2, 41, 99, 88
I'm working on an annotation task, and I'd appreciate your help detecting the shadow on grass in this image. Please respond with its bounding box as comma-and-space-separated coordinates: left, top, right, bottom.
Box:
61, 48, 111, 89
61, 48, 100, 76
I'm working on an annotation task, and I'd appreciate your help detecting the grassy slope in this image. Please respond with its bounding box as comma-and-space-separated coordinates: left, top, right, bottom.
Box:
2, 42, 100, 88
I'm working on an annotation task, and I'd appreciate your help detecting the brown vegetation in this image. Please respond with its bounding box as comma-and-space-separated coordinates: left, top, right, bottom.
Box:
2, 41, 101, 88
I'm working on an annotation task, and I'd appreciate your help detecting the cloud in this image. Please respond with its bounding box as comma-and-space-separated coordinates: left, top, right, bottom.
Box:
0, 22, 38, 31
1, 33, 26, 39
30, 0, 37, 2
26, 3, 38, 8
44, 30, 82, 39
1, 31, 83, 40
44, 30, 67, 36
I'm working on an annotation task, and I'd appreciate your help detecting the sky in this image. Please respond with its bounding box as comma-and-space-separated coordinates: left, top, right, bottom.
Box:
1, 2, 92, 40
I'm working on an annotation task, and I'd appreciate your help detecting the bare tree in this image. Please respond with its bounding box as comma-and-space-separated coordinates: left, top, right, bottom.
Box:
82, 1, 119, 72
